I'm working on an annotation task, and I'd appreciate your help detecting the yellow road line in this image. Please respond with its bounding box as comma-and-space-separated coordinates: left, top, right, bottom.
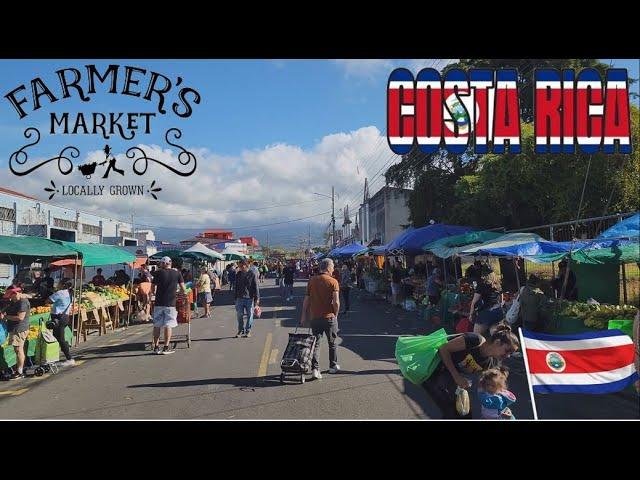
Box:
257, 332, 273, 378
269, 348, 279, 365
0, 388, 28, 396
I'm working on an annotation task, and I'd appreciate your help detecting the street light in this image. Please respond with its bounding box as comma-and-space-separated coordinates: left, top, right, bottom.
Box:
313, 188, 335, 248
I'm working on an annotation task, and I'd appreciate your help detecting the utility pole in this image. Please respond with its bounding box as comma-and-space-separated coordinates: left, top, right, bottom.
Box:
131, 213, 135, 246
332, 186, 336, 249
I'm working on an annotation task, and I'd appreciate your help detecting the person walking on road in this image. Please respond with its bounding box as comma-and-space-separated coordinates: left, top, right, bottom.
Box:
340, 263, 353, 314
227, 264, 237, 292
250, 262, 260, 279
45, 281, 75, 366
197, 267, 212, 318
234, 259, 260, 338
151, 256, 187, 355
301, 258, 341, 380
282, 262, 295, 302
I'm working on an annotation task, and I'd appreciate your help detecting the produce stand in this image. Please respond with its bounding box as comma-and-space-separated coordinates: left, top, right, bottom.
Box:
548, 300, 638, 335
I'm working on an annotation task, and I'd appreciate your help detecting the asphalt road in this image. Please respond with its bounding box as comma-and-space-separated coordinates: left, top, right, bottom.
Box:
1, 280, 637, 419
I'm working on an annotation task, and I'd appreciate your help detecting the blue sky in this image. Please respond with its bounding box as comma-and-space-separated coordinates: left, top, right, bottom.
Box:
0, 59, 637, 244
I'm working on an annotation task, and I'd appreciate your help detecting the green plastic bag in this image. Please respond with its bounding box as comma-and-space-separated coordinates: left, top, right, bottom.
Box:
395, 328, 449, 385
608, 319, 634, 338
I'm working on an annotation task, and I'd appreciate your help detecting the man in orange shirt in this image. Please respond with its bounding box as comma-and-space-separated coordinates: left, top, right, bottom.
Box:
301, 258, 340, 380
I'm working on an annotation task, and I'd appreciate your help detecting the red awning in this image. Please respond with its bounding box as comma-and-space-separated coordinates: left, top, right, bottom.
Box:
129, 257, 148, 269
50, 258, 82, 269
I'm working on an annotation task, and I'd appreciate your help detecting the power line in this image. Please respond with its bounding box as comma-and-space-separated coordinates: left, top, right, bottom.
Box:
134, 197, 325, 218
133, 210, 332, 232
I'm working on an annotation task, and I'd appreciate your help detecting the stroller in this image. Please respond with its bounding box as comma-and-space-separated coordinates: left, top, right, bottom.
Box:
279, 327, 317, 384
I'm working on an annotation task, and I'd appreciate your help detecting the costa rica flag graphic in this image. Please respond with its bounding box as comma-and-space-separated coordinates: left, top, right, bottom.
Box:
521, 329, 638, 394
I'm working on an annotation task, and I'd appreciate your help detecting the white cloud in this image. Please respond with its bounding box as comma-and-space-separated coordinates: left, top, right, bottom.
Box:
13, 126, 392, 235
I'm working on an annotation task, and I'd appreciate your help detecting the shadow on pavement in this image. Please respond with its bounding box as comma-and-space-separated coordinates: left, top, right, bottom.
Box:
190, 336, 236, 343
128, 375, 284, 390
74, 341, 181, 360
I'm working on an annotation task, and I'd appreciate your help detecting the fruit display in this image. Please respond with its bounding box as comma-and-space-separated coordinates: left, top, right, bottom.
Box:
27, 325, 40, 340
458, 281, 474, 294
556, 300, 638, 330
30, 306, 51, 315
85, 284, 129, 301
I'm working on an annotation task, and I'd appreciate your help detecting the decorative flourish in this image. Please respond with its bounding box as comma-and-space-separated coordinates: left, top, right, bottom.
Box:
43, 180, 59, 200
128, 128, 197, 177
147, 180, 163, 200
9, 127, 77, 176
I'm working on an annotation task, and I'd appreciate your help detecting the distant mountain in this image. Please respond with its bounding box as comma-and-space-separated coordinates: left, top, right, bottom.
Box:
150, 221, 328, 249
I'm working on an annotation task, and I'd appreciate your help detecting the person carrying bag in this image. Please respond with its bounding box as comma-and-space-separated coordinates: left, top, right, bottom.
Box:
45, 282, 75, 366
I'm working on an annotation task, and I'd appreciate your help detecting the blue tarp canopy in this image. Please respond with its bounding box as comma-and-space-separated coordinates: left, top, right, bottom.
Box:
386, 224, 475, 256
329, 242, 367, 259
422, 231, 504, 258
460, 232, 544, 255
597, 213, 639, 240
474, 240, 590, 261
369, 244, 389, 256
313, 252, 326, 260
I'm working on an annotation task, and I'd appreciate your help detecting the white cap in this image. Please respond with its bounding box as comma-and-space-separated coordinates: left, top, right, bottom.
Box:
161, 256, 172, 264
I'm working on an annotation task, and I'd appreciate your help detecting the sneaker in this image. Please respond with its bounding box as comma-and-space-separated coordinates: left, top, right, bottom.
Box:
161, 346, 175, 355
61, 359, 76, 366
311, 369, 322, 380
9, 371, 25, 380
153, 345, 161, 355
329, 365, 341, 374
235, 331, 244, 338
243, 331, 252, 338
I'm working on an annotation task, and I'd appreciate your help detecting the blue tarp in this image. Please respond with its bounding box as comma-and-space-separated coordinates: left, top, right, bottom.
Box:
476, 240, 590, 259
386, 224, 475, 256
460, 232, 545, 255
597, 213, 639, 240
369, 244, 389, 256
313, 252, 326, 260
329, 242, 368, 258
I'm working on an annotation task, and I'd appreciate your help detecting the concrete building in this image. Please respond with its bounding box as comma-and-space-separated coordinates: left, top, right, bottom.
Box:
357, 180, 411, 246
0, 187, 137, 285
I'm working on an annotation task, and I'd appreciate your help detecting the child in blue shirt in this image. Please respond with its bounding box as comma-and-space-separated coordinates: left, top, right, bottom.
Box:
478, 366, 516, 420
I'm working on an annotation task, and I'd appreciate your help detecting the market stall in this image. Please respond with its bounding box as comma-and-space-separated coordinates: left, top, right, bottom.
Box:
0, 235, 80, 370
50, 241, 136, 341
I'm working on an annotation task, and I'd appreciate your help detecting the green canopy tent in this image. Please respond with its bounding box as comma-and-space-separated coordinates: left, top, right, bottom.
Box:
182, 242, 224, 261
51, 241, 135, 267
528, 242, 640, 265
222, 250, 248, 261
0, 234, 78, 265
249, 253, 265, 261
51, 241, 137, 333
150, 250, 184, 261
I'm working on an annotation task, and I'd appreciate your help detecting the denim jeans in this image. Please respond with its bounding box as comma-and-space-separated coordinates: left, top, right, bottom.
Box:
311, 316, 339, 370
283, 283, 294, 299
235, 298, 254, 332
